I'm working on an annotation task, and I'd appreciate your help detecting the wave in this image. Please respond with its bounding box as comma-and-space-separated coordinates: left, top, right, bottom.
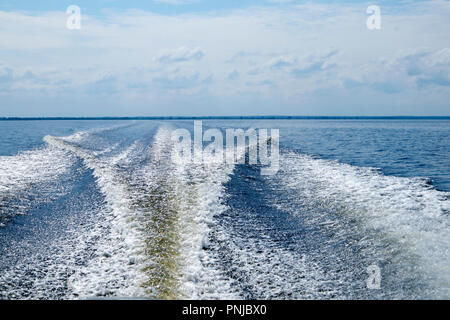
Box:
43, 125, 239, 299
43, 133, 145, 298
273, 151, 450, 298
0, 146, 75, 225
125, 126, 239, 299
5, 122, 447, 299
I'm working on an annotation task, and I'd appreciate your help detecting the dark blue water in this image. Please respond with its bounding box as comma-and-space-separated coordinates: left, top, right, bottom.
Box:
0, 119, 449, 299
204, 119, 450, 191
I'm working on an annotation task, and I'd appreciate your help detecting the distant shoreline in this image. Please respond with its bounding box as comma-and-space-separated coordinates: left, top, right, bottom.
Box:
1, 116, 449, 121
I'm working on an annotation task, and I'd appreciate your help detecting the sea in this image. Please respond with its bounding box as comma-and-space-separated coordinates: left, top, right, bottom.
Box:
0, 118, 449, 299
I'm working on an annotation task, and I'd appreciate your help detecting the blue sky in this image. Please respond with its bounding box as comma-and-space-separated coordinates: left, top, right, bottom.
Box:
0, 1, 409, 15
0, 0, 449, 116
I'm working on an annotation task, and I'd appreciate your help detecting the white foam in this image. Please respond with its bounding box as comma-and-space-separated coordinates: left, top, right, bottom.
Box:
43, 125, 239, 299
62, 122, 136, 144
0, 147, 73, 193
3, 124, 241, 299
129, 126, 240, 299
0, 146, 75, 222
277, 151, 450, 298
174, 150, 239, 299
44, 134, 146, 298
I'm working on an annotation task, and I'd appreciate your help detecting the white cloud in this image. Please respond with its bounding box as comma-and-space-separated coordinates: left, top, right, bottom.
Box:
340, 47, 450, 94
0, 1, 449, 115
155, 47, 205, 64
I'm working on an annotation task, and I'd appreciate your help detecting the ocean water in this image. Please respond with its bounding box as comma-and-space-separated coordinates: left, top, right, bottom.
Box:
0, 119, 449, 299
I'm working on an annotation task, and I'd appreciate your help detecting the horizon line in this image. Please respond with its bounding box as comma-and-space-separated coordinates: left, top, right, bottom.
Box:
1, 116, 450, 121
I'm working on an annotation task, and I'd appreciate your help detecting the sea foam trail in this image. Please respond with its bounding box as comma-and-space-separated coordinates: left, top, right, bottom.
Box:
129, 126, 239, 299
0, 147, 75, 225
275, 151, 450, 298
44, 125, 240, 299
43, 134, 146, 298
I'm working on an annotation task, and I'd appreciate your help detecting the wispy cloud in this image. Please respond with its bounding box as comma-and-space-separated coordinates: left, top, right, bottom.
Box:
155, 47, 205, 64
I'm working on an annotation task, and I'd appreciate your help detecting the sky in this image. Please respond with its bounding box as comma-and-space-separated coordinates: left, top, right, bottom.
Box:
0, 0, 449, 116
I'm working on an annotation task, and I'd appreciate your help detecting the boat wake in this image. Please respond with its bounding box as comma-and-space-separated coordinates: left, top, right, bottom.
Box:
0, 122, 448, 299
